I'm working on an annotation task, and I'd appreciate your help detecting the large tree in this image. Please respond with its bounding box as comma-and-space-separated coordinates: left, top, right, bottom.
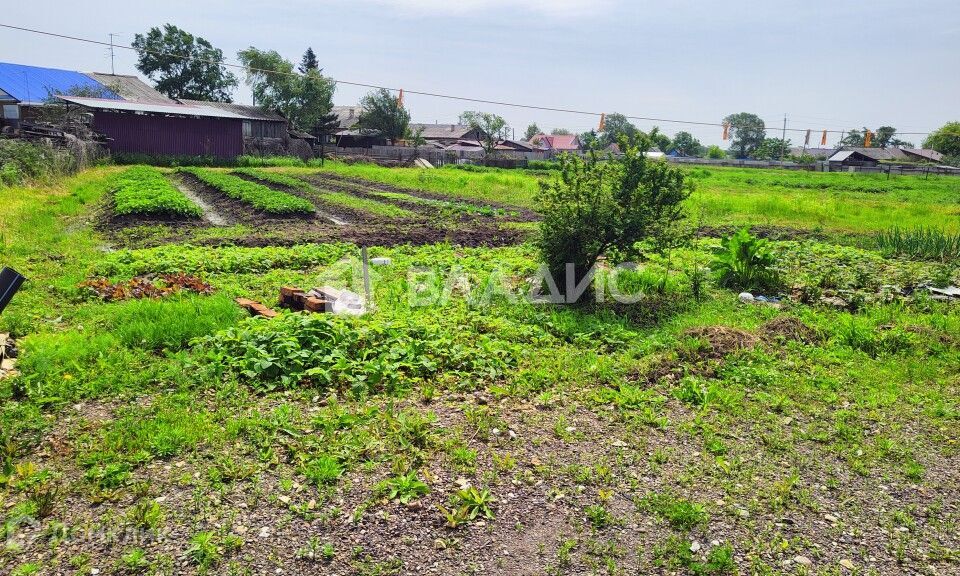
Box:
459, 111, 508, 157
357, 88, 410, 144
299, 47, 319, 74
132, 24, 237, 102
751, 138, 792, 160
670, 131, 704, 157
551, 128, 572, 135
237, 47, 335, 132
923, 122, 960, 161
600, 113, 639, 147
723, 112, 766, 158
524, 123, 541, 141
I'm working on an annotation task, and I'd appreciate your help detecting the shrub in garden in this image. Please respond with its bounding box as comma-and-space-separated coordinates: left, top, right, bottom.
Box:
535, 137, 691, 300
712, 228, 780, 292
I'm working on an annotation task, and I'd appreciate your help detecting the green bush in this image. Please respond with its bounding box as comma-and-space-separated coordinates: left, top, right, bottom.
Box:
712, 228, 780, 292
180, 167, 315, 214
112, 166, 202, 217
536, 141, 691, 299
0, 140, 82, 186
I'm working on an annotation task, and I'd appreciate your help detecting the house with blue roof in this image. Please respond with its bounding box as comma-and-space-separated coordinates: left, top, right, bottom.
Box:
0, 61, 121, 128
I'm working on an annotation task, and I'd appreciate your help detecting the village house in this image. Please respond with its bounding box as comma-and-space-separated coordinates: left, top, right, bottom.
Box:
407, 123, 483, 146
530, 133, 582, 152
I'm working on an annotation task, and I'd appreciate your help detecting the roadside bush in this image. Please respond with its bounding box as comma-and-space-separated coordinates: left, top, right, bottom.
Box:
536, 139, 691, 300
180, 168, 315, 214
712, 228, 780, 292
112, 166, 202, 217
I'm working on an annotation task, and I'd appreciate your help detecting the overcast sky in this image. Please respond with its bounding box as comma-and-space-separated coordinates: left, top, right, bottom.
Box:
2, 0, 958, 146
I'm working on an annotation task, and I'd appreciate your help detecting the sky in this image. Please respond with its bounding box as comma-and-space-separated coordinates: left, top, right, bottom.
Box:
1, 0, 958, 147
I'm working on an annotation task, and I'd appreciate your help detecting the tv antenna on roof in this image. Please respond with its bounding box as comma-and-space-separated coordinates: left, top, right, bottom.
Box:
108, 33, 120, 75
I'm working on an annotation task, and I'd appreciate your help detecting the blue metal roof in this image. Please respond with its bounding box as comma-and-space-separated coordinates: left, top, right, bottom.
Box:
0, 62, 120, 104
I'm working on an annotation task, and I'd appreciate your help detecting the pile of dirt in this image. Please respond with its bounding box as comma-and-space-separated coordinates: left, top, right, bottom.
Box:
758, 316, 821, 344
79, 273, 214, 301
682, 325, 758, 359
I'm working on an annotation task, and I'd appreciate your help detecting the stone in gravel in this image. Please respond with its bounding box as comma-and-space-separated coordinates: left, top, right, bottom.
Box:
690, 541, 702, 553
259, 527, 271, 538
794, 556, 812, 566
839, 559, 855, 570
278, 495, 291, 504
825, 514, 838, 523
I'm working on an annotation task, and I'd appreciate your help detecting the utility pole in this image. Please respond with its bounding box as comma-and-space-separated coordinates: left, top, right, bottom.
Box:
108, 33, 119, 75
780, 113, 787, 161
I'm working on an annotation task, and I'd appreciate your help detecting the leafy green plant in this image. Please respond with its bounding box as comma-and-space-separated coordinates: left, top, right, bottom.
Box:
180, 167, 315, 214
584, 504, 613, 529
381, 472, 430, 504
186, 530, 221, 569
454, 487, 495, 520
301, 455, 343, 486
117, 548, 150, 574
112, 166, 202, 217
712, 227, 780, 291
638, 492, 708, 530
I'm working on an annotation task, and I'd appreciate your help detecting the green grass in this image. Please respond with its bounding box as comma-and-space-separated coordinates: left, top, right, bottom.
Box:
111, 166, 202, 217
303, 162, 960, 233
875, 226, 960, 262
1, 166, 959, 574
180, 167, 315, 214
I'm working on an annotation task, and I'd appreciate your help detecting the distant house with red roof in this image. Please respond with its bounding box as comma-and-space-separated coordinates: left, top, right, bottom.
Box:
530, 133, 582, 152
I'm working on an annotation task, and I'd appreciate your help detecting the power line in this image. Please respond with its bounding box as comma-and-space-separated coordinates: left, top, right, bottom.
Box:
0, 22, 952, 139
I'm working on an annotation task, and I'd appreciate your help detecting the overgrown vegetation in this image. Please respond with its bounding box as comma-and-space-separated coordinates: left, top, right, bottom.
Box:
876, 226, 960, 262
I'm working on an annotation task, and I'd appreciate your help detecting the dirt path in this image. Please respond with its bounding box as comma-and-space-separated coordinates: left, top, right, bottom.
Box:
172, 179, 228, 225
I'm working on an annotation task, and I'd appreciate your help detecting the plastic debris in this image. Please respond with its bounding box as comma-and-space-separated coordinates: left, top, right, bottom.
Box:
370, 257, 392, 266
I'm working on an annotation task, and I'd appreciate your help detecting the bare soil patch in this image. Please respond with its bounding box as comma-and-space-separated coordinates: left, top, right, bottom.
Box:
682, 325, 759, 359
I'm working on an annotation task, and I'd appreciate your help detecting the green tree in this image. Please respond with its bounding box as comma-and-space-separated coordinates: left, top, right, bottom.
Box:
923, 122, 960, 161
751, 138, 792, 160
459, 111, 508, 157
670, 131, 704, 157
299, 47, 319, 74
723, 112, 766, 158
524, 123, 541, 141
132, 24, 237, 102
409, 126, 427, 152
874, 126, 897, 148
357, 88, 410, 144
840, 127, 868, 147
551, 128, 572, 135
705, 145, 726, 159
600, 113, 639, 147
535, 136, 692, 299
579, 130, 601, 151
648, 126, 672, 153
237, 47, 335, 132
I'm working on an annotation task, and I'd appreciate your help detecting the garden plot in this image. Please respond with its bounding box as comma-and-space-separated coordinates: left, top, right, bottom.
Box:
235, 168, 416, 221
109, 166, 202, 221
179, 168, 316, 220
306, 171, 537, 221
